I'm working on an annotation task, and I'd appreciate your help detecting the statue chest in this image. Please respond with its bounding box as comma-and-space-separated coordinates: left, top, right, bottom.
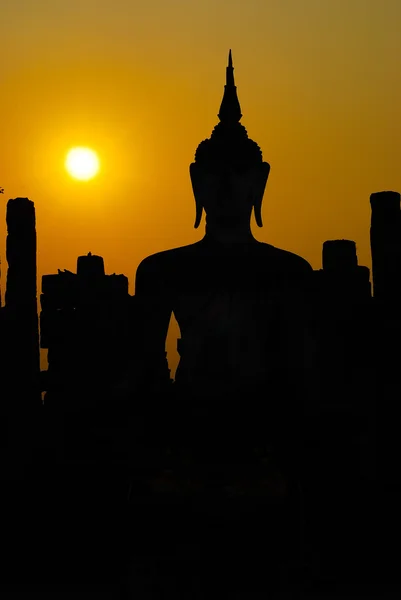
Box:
173, 287, 288, 382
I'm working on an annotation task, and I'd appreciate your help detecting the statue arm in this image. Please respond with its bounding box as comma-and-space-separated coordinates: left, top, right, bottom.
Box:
291, 267, 319, 410
134, 256, 173, 390
279, 265, 318, 403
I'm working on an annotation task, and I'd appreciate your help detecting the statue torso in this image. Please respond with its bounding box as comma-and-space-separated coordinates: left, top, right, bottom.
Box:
138, 237, 313, 397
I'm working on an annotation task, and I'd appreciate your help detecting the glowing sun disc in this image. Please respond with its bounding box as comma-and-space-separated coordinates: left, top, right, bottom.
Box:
65, 147, 100, 180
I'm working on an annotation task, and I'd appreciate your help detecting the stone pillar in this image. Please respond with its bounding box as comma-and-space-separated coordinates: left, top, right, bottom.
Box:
4, 198, 41, 470
5, 198, 40, 399
370, 191, 401, 305
77, 252, 105, 279
322, 239, 358, 272
311, 240, 374, 488
370, 192, 401, 486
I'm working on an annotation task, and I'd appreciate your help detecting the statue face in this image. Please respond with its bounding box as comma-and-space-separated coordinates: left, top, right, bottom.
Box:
190, 161, 270, 228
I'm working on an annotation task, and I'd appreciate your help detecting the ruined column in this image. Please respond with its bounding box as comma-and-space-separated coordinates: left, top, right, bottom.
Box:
4, 198, 40, 407
322, 239, 358, 271
314, 239, 375, 483
77, 252, 105, 279
0, 271, 4, 447
370, 191, 401, 305
370, 192, 401, 484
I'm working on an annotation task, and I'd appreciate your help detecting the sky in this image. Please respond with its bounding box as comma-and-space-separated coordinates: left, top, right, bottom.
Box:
1, 0, 401, 374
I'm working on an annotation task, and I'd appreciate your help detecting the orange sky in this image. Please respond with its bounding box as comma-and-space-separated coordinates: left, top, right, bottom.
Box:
1, 0, 401, 374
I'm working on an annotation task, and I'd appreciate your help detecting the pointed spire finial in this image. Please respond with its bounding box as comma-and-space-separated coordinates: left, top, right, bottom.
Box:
218, 49, 242, 123
194, 51, 263, 170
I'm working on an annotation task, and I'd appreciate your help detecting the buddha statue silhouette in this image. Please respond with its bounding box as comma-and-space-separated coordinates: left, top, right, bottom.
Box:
134, 51, 314, 463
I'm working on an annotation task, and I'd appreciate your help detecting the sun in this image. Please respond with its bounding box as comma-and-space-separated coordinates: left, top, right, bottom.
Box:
65, 147, 100, 181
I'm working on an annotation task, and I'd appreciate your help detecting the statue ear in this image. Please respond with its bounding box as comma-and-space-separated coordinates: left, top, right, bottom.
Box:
253, 162, 270, 228
190, 162, 204, 229
194, 201, 203, 229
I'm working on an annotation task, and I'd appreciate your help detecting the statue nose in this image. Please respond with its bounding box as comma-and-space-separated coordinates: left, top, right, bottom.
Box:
217, 175, 233, 203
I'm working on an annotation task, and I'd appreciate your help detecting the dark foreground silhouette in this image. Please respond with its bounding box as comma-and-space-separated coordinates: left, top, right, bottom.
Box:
1, 53, 400, 598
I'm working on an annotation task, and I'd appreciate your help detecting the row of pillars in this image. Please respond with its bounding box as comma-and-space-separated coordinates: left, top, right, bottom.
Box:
1, 191, 401, 404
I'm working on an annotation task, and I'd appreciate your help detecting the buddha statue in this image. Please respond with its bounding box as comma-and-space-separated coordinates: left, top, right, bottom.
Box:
134, 52, 314, 464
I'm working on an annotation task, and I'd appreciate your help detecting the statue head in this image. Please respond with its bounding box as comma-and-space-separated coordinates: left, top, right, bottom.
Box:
190, 51, 270, 230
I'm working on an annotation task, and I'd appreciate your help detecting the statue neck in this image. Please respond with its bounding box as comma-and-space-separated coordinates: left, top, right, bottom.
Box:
204, 219, 256, 245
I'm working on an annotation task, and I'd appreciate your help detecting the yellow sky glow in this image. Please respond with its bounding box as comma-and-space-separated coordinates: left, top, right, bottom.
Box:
1, 0, 401, 373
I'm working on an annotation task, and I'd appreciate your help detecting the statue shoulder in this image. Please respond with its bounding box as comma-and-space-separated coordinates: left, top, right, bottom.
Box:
135, 243, 203, 291
137, 250, 170, 273
135, 250, 172, 291
282, 250, 313, 275
259, 243, 313, 276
